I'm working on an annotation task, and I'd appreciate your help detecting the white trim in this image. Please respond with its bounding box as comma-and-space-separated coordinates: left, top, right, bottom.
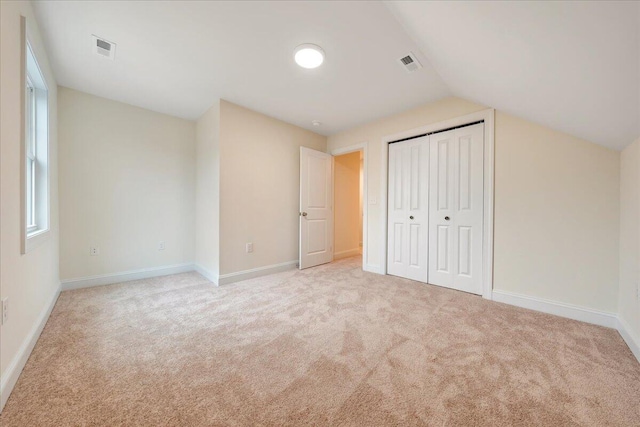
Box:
21, 20, 52, 256
380, 109, 495, 299
617, 317, 640, 363
330, 142, 368, 271
333, 248, 361, 260
491, 289, 618, 329
0, 284, 60, 412
218, 260, 298, 285
194, 264, 218, 285
481, 111, 495, 300
363, 264, 385, 274
60, 263, 194, 291
24, 227, 50, 253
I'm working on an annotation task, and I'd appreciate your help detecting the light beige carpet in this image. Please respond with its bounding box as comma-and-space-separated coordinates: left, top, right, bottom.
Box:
1, 256, 639, 426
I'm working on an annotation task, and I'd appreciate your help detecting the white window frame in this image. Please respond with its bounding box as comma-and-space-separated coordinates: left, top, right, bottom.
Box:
21, 16, 50, 254
26, 76, 37, 234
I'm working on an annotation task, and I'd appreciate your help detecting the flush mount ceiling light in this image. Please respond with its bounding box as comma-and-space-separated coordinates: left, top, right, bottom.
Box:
312, 120, 322, 127
294, 44, 325, 69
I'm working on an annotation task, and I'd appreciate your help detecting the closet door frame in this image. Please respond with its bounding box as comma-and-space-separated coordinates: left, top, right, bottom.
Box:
380, 109, 495, 300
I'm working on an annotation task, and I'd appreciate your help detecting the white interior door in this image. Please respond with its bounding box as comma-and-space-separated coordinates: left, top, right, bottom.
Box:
428, 123, 484, 294
386, 136, 429, 282
299, 147, 333, 269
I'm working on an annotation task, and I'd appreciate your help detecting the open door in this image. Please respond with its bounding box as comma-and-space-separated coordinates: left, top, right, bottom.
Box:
299, 147, 333, 269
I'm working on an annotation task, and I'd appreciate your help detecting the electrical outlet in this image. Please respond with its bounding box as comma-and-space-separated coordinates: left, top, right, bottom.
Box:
158, 241, 165, 251
246, 243, 253, 253
89, 247, 100, 256
1, 298, 8, 325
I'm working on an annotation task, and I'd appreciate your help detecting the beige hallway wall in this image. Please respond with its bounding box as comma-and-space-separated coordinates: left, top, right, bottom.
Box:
219, 100, 327, 276
0, 0, 60, 407
334, 151, 361, 258
58, 88, 196, 280
327, 96, 621, 313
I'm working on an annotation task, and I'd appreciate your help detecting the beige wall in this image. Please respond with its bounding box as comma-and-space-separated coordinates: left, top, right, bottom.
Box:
334, 151, 361, 257
219, 100, 326, 275
494, 112, 620, 311
58, 88, 196, 280
0, 0, 59, 406
327, 96, 621, 312
195, 101, 220, 278
619, 137, 640, 345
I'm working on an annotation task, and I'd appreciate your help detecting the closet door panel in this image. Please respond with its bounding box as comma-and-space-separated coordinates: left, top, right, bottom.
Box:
428, 124, 484, 294
387, 136, 429, 282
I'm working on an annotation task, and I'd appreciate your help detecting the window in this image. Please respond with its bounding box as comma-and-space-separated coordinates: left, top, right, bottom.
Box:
22, 27, 49, 253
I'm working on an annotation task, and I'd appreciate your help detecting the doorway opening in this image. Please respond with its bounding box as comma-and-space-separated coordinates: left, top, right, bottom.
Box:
333, 150, 363, 266
298, 143, 368, 272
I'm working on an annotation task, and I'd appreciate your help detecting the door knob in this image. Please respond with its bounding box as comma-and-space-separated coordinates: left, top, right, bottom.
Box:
409, 216, 414, 220
300, 212, 308, 217
444, 216, 450, 221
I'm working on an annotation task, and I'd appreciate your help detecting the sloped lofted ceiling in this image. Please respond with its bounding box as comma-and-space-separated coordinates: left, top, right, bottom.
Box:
386, 1, 640, 150
34, 1, 638, 149
32, 1, 450, 136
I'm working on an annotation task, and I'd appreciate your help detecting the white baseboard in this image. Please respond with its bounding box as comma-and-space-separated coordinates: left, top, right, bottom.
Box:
218, 260, 297, 285
491, 289, 618, 329
333, 248, 361, 260
194, 264, 218, 286
60, 263, 194, 291
0, 284, 61, 412
364, 264, 384, 274
617, 317, 640, 363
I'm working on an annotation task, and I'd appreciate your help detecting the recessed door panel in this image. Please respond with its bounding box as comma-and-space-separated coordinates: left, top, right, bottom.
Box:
409, 223, 420, 267
308, 156, 328, 208
410, 146, 420, 210
307, 220, 327, 254
437, 139, 450, 210
393, 222, 403, 264
436, 225, 449, 272
394, 153, 403, 210
458, 137, 472, 211
458, 226, 472, 277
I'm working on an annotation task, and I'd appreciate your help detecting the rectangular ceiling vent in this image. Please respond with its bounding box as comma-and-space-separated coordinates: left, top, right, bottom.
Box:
398, 52, 422, 73
92, 35, 116, 60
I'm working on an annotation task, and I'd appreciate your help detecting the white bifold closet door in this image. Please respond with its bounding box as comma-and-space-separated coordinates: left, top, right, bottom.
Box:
428, 123, 484, 294
386, 123, 484, 294
386, 136, 429, 282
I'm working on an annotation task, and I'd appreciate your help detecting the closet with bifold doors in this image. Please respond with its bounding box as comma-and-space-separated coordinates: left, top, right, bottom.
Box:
386, 122, 484, 295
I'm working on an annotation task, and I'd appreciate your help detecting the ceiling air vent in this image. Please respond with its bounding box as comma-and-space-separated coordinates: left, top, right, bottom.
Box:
398, 52, 422, 73
92, 35, 116, 60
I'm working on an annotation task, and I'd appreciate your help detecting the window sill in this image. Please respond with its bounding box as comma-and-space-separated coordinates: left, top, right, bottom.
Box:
24, 227, 50, 254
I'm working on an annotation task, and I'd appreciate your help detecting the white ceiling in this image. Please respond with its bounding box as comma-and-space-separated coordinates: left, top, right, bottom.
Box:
386, 1, 640, 150
34, 1, 639, 148
32, 1, 450, 136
